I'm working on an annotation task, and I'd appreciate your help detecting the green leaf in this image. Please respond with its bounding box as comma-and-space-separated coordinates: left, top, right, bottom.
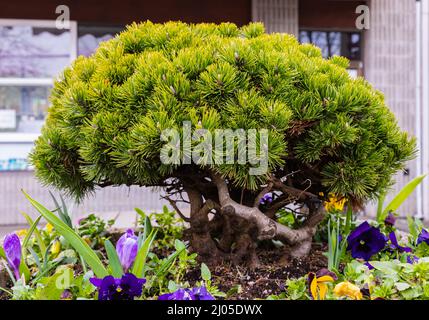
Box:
131, 230, 157, 277
369, 261, 400, 275
23, 190, 108, 278
382, 174, 427, 219
201, 263, 211, 281
143, 216, 152, 242
21, 211, 46, 255
155, 249, 184, 278
376, 192, 386, 222
134, 208, 146, 219
0, 247, 5, 260
22, 215, 42, 249
49, 191, 72, 227
104, 239, 123, 278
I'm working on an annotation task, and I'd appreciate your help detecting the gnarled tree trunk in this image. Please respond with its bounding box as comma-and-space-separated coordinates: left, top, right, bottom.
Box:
172, 170, 326, 267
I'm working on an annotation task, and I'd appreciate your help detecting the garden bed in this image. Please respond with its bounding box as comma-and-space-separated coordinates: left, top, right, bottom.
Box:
184, 244, 327, 300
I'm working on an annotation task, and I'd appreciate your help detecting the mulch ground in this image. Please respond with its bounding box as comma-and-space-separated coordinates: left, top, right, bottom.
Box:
184, 243, 328, 300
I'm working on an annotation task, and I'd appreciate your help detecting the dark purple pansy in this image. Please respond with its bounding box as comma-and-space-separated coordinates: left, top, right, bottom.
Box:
260, 193, 273, 205
158, 288, 194, 300
407, 255, 419, 264
388, 232, 412, 253
417, 229, 429, 246
116, 229, 138, 272
158, 286, 214, 300
3, 233, 22, 280
191, 286, 215, 300
347, 222, 387, 261
90, 273, 146, 300
384, 213, 396, 226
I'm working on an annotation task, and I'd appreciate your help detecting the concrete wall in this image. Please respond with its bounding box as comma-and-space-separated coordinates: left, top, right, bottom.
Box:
364, 0, 418, 218
0, 171, 187, 226
252, 0, 299, 35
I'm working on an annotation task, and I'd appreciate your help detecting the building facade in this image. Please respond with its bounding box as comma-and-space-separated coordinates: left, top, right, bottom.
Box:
0, 0, 423, 225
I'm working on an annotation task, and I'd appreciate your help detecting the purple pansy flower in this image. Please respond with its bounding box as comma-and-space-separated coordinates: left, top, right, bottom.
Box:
158, 286, 215, 300
407, 255, 419, 264
384, 213, 396, 226
417, 229, 429, 246
388, 232, 412, 253
190, 286, 216, 300
3, 233, 22, 280
116, 229, 138, 272
260, 193, 273, 205
90, 273, 146, 300
347, 222, 387, 261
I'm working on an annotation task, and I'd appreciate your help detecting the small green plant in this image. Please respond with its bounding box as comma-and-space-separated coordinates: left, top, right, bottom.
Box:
376, 174, 427, 223
325, 218, 348, 272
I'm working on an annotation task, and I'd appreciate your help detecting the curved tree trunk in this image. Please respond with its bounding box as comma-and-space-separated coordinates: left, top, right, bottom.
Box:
181, 171, 326, 266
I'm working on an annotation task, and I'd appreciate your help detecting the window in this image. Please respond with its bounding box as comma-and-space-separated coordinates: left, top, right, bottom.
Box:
78, 25, 123, 57
299, 30, 362, 61
0, 19, 124, 171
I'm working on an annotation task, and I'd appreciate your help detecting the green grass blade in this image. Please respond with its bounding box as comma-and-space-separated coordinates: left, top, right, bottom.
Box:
0, 247, 5, 260
23, 190, 108, 278
104, 239, 123, 278
22, 215, 42, 249
131, 230, 157, 277
21, 211, 46, 254
382, 174, 427, 218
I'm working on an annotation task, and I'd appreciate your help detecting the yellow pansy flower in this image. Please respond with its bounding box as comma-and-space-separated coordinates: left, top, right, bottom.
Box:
308, 269, 336, 300
333, 281, 363, 300
45, 223, 54, 233
16, 229, 28, 237
324, 194, 346, 212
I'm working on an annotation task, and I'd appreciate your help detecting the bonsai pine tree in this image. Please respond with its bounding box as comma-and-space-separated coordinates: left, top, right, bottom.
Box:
30, 21, 416, 265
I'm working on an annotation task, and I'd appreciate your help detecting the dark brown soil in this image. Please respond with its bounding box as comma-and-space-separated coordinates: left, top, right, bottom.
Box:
184, 243, 328, 300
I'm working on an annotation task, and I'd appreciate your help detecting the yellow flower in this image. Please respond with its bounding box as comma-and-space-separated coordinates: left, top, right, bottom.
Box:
46, 223, 54, 233
16, 229, 28, 237
333, 281, 363, 300
324, 194, 346, 212
308, 271, 335, 300
50, 240, 61, 256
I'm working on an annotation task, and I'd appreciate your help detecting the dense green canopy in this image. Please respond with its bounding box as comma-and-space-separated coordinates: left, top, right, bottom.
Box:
30, 21, 416, 204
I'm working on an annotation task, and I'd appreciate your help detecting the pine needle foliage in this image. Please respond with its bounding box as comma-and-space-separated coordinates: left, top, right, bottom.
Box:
30, 21, 416, 204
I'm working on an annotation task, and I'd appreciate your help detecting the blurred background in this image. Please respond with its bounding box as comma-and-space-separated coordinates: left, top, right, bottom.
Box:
0, 0, 426, 232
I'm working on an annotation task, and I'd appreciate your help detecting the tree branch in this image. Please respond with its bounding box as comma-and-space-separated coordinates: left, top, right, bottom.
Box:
211, 171, 325, 245
162, 195, 190, 222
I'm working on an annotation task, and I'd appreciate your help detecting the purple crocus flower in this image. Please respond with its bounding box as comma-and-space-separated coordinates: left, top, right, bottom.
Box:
417, 229, 429, 246
388, 232, 412, 253
347, 222, 387, 261
3, 233, 21, 280
116, 229, 138, 272
260, 193, 273, 205
384, 213, 396, 226
90, 273, 146, 300
158, 286, 215, 300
